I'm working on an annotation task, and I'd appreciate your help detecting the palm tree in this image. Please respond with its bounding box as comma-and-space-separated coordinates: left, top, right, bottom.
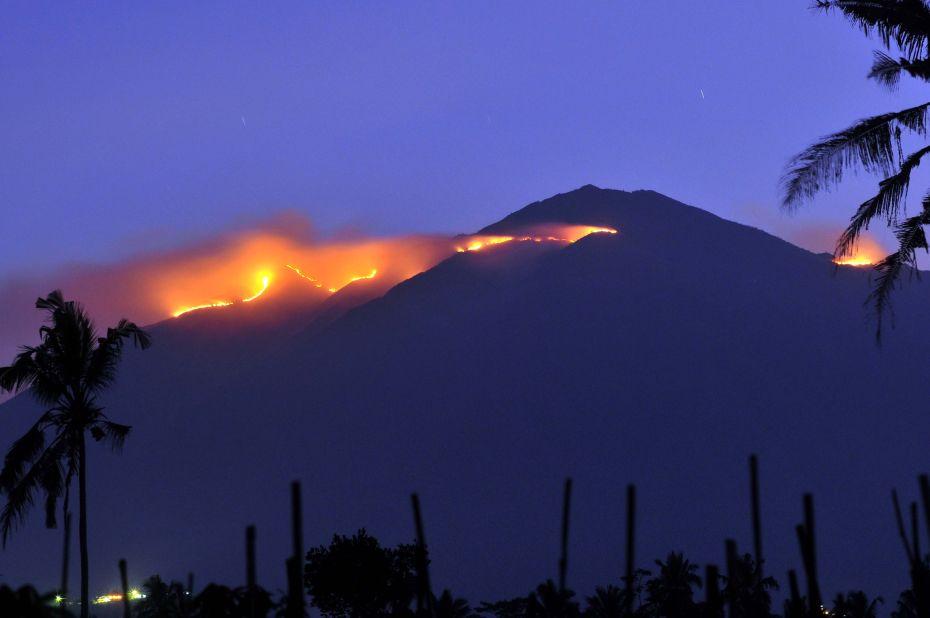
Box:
526, 580, 581, 618
432, 590, 473, 618
584, 585, 626, 618
720, 554, 778, 618
0, 290, 150, 618
644, 553, 702, 618
832, 591, 883, 618
782, 1, 930, 334
135, 575, 185, 618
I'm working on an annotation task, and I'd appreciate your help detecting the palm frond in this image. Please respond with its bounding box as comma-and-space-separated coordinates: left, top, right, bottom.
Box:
0, 434, 66, 544
781, 102, 930, 208
867, 192, 930, 339
86, 320, 150, 391
34, 290, 65, 314
836, 144, 930, 257
869, 51, 930, 88
816, 1, 930, 60
0, 423, 46, 492
39, 454, 66, 528
0, 348, 38, 395
91, 420, 132, 452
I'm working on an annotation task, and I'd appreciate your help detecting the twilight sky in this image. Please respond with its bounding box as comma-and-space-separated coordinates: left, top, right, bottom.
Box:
2, 2, 929, 301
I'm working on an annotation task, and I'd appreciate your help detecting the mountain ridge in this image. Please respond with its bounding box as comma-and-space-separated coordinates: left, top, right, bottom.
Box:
0, 186, 926, 607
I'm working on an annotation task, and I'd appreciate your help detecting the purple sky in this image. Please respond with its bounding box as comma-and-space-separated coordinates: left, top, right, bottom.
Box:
2, 2, 928, 297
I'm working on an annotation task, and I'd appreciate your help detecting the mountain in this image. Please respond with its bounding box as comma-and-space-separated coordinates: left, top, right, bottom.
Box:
2, 185, 928, 606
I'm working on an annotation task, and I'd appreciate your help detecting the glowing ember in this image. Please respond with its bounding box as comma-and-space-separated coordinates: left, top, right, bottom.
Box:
286, 264, 323, 288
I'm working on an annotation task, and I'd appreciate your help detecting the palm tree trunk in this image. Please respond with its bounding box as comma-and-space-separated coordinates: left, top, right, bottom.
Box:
79, 431, 89, 618
60, 509, 71, 598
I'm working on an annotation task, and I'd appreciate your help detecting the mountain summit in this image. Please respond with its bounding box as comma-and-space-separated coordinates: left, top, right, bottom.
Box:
2, 186, 928, 603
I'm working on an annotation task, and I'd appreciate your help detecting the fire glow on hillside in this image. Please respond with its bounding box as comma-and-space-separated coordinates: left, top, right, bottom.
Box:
454, 226, 617, 253
167, 224, 617, 318
832, 235, 885, 267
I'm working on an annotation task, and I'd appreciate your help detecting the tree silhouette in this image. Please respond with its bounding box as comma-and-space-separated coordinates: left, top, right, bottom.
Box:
893, 589, 919, 618
0, 584, 73, 617
192, 584, 239, 618
135, 575, 187, 618
832, 591, 883, 618
431, 589, 473, 618
526, 580, 580, 618
583, 585, 626, 618
303, 529, 418, 617
0, 290, 150, 618
476, 597, 528, 618
720, 554, 777, 618
644, 553, 702, 618
782, 1, 930, 332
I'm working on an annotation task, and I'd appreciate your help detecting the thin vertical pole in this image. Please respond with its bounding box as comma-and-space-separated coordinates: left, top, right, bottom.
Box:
920, 475, 930, 553
624, 484, 636, 616
705, 564, 721, 618
246, 525, 257, 618
60, 510, 71, 599
290, 481, 305, 618
725, 540, 738, 618
749, 454, 763, 573
411, 493, 433, 617
559, 478, 572, 594
802, 493, 821, 611
913, 502, 922, 564
788, 569, 801, 614
118, 559, 130, 618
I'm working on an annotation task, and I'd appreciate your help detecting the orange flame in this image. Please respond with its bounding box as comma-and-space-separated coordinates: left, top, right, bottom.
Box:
111, 222, 620, 320
833, 235, 885, 267
455, 226, 617, 253
171, 273, 270, 317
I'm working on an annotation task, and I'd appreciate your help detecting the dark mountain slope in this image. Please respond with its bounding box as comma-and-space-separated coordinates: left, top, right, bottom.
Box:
1, 186, 927, 607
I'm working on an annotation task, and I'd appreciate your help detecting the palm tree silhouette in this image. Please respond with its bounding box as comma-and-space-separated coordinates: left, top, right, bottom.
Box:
431, 589, 472, 618
526, 579, 580, 618
832, 591, 883, 618
720, 554, 777, 618
644, 553, 702, 618
0, 290, 150, 618
782, 1, 930, 332
135, 575, 185, 618
584, 585, 626, 618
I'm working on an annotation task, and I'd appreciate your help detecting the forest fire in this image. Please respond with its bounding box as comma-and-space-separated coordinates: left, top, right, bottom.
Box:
0, 217, 619, 329
163, 224, 617, 318
832, 235, 885, 267
455, 226, 617, 252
